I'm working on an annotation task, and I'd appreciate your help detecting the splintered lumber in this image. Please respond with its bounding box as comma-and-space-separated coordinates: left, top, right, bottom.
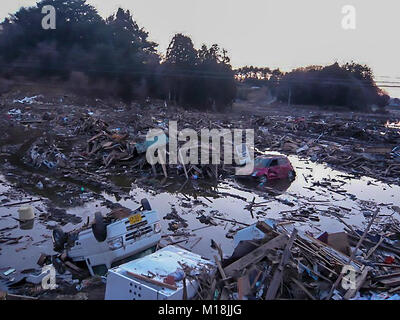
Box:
379, 276, 400, 287
347, 233, 400, 256
251, 270, 263, 289
214, 255, 233, 289
211, 216, 250, 226
364, 237, 385, 259
237, 275, 251, 300
64, 261, 86, 275
256, 221, 277, 235
182, 276, 188, 300
374, 271, 400, 281
1, 198, 42, 207
3, 293, 38, 300
224, 234, 288, 277
374, 263, 400, 269
214, 255, 227, 279
265, 229, 298, 300
389, 285, 400, 293
215, 242, 224, 261
206, 278, 217, 300
291, 277, 316, 300
326, 209, 380, 299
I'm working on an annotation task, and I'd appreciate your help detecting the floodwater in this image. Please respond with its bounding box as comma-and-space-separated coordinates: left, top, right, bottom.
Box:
1, 152, 400, 284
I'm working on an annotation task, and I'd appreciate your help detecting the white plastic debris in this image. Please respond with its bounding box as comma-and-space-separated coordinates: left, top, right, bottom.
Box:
18, 205, 35, 221
13, 95, 43, 105
296, 144, 309, 154
7, 108, 22, 115
4, 268, 16, 276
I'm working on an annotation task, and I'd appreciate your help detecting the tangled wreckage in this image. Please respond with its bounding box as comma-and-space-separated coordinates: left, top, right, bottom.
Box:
52, 199, 161, 276
1, 94, 400, 300
18, 201, 400, 301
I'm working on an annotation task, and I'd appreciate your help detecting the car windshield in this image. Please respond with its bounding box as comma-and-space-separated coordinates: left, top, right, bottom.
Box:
254, 158, 272, 168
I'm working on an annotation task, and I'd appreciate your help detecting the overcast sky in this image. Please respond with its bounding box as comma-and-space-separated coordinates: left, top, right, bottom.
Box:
1, 0, 400, 97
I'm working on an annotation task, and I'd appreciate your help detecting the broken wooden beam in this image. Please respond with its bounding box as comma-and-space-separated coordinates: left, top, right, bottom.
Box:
224, 233, 288, 277
265, 229, 298, 300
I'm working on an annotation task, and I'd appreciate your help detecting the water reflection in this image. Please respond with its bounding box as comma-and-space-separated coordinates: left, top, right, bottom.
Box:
2, 152, 400, 274
235, 176, 294, 194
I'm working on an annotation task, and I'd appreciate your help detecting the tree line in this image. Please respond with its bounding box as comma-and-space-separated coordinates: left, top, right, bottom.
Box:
0, 0, 236, 110
0, 0, 389, 111
236, 63, 389, 110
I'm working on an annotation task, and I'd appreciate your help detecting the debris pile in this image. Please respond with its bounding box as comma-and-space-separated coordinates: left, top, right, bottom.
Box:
70, 114, 228, 179
253, 115, 400, 184
26, 137, 67, 169
197, 213, 400, 300
2, 92, 400, 300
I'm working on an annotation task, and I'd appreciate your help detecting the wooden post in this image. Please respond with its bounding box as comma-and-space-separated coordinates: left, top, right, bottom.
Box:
265, 229, 298, 300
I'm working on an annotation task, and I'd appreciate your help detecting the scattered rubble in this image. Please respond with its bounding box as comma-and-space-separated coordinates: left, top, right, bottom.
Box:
1, 92, 400, 300
196, 214, 400, 300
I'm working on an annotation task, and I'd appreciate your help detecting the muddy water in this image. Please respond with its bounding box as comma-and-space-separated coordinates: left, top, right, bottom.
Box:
1, 153, 400, 281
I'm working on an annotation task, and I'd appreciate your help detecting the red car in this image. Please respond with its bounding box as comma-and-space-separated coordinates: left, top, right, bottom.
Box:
251, 155, 296, 182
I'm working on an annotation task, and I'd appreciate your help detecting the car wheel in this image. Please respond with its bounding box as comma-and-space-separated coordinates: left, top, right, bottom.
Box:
92, 212, 107, 242
141, 198, 152, 211
53, 227, 67, 251
288, 170, 296, 181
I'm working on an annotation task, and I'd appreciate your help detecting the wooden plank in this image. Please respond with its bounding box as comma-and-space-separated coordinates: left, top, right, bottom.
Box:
326, 209, 380, 299
364, 237, 385, 259
211, 216, 250, 226
1, 198, 42, 207
64, 261, 85, 274
291, 277, 316, 300
214, 255, 227, 279
237, 275, 250, 300
389, 285, 400, 293
4, 293, 38, 300
265, 229, 298, 300
380, 276, 400, 287
255, 221, 276, 235
250, 270, 263, 289
224, 233, 288, 277
182, 276, 188, 300
374, 271, 400, 281
374, 263, 400, 269
207, 278, 217, 300
347, 233, 400, 256
237, 277, 244, 300
213, 241, 223, 261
